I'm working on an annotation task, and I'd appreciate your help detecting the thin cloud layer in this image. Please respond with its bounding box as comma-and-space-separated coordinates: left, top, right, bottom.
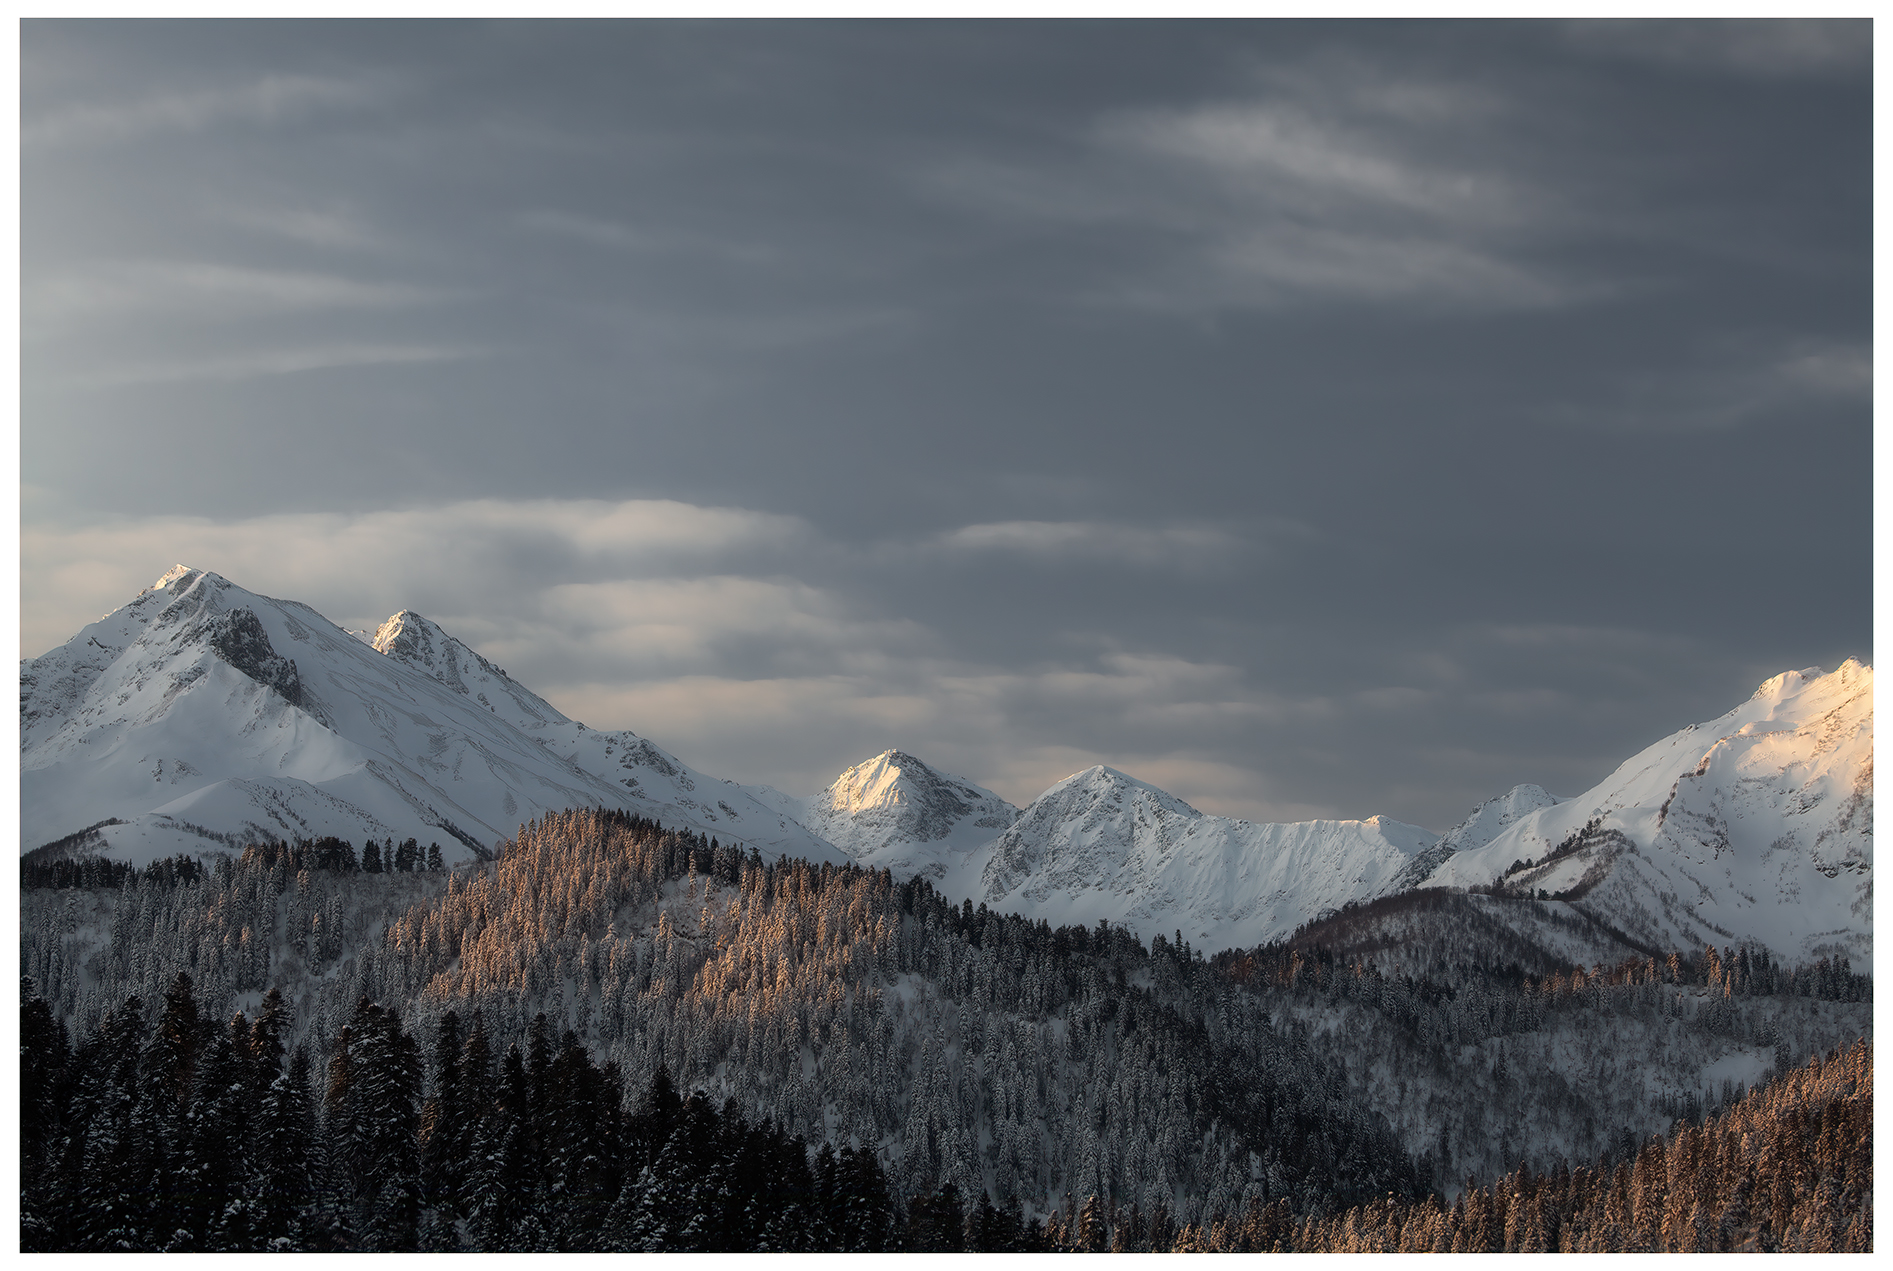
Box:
927, 56, 1593, 312
23, 71, 381, 149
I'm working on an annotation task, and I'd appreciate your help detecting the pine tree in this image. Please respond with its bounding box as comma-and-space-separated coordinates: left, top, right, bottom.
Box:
418, 1010, 464, 1214
251, 1045, 317, 1249
347, 1003, 422, 1250
1076, 1192, 1109, 1251
21, 978, 70, 1250
188, 1015, 254, 1248
74, 997, 166, 1252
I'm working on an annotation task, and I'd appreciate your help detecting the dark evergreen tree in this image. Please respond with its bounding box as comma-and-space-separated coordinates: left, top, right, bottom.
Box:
418, 1010, 464, 1214
73, 998, 162, 1251
905, 1180, 968, 1250
345, 1002, 422, 1250
20, 978, 70, 1249
835, 1142, 897, 1252
251, 1043, 317, 1249
187, 1014, 255, 1248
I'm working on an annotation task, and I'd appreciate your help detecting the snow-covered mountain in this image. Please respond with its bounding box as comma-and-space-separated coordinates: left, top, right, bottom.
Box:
20, 567, 848, 867
912, 765, 1433, 952
780, 753, 1440, 952
22, 567, 1871, 965
782, 749, 1018, 880
1422, 662, 1872, 963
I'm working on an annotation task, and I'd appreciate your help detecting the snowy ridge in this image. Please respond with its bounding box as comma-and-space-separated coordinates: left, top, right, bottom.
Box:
1439, 784, 1563, 854
20, 567, 848, 867
1422, 661, 1872, 962
773, 757, 1438, 952
949, 765, 1438, 951
372, 610, 569, 733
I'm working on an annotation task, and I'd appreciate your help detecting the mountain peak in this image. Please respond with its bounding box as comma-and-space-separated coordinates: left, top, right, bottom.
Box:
371, 609, 446, 662
802, 750, 1018, 868
140, 564, 236, 601
1044, 764, 1204, 818
822, 749, 947, 813
152, 563, 201, 589
368, 609, 572, 730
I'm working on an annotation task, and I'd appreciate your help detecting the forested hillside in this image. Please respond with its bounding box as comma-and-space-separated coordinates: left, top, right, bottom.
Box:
19, 809, 1872, 1251
1269, 1039, 1872, 1253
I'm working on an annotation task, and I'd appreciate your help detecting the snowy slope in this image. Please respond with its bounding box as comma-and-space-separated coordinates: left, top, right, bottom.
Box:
1423, 662, 1872, 963
784, 749, 1018, 880
21, 568, 847, 867
368, 608, 836, 861
951, 765, 1438, 952
1439, 784, 1564, 854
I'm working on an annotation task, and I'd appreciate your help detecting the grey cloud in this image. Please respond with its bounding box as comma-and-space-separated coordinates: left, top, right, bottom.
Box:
23, 71, 384, 149
933, 519, 1277, 570
1539, 336, 1873, 432
922, 57, 1594, 312
519, 208, 788, 268
1560, 19, 1870, 80
20, 22, 1869, 835
33, 260, 453, 319
217, 204, 390, 252
68, 343, 488, 389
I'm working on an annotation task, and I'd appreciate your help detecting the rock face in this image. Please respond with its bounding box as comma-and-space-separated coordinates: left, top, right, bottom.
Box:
1422, 662, 1873, 963
20, 566, 848, 867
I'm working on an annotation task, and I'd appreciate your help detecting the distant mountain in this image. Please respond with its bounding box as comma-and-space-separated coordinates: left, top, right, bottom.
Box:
786, 754, 1439, 952
787, 749, 1018, 879
1421, 662, 1872, 964
19, 567, 847, 867
966, 765, 1440, 950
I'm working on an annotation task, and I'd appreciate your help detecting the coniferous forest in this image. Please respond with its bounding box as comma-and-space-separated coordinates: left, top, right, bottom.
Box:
19, 809, 1873, 1251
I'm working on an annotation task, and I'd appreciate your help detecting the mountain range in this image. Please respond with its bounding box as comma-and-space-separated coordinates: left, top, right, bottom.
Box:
19, 566, 1872, 962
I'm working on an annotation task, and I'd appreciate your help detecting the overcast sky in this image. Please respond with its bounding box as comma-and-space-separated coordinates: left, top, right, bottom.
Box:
20, 20, 1872, 829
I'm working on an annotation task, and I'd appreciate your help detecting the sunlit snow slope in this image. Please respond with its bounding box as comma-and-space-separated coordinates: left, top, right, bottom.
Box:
1422, 662, 1872, 963
20, 567, 847, 867
786, 749, 1018, 879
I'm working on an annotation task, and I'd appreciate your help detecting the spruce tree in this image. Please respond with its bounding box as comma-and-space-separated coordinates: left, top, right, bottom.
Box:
251, 1045, 317, 1249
